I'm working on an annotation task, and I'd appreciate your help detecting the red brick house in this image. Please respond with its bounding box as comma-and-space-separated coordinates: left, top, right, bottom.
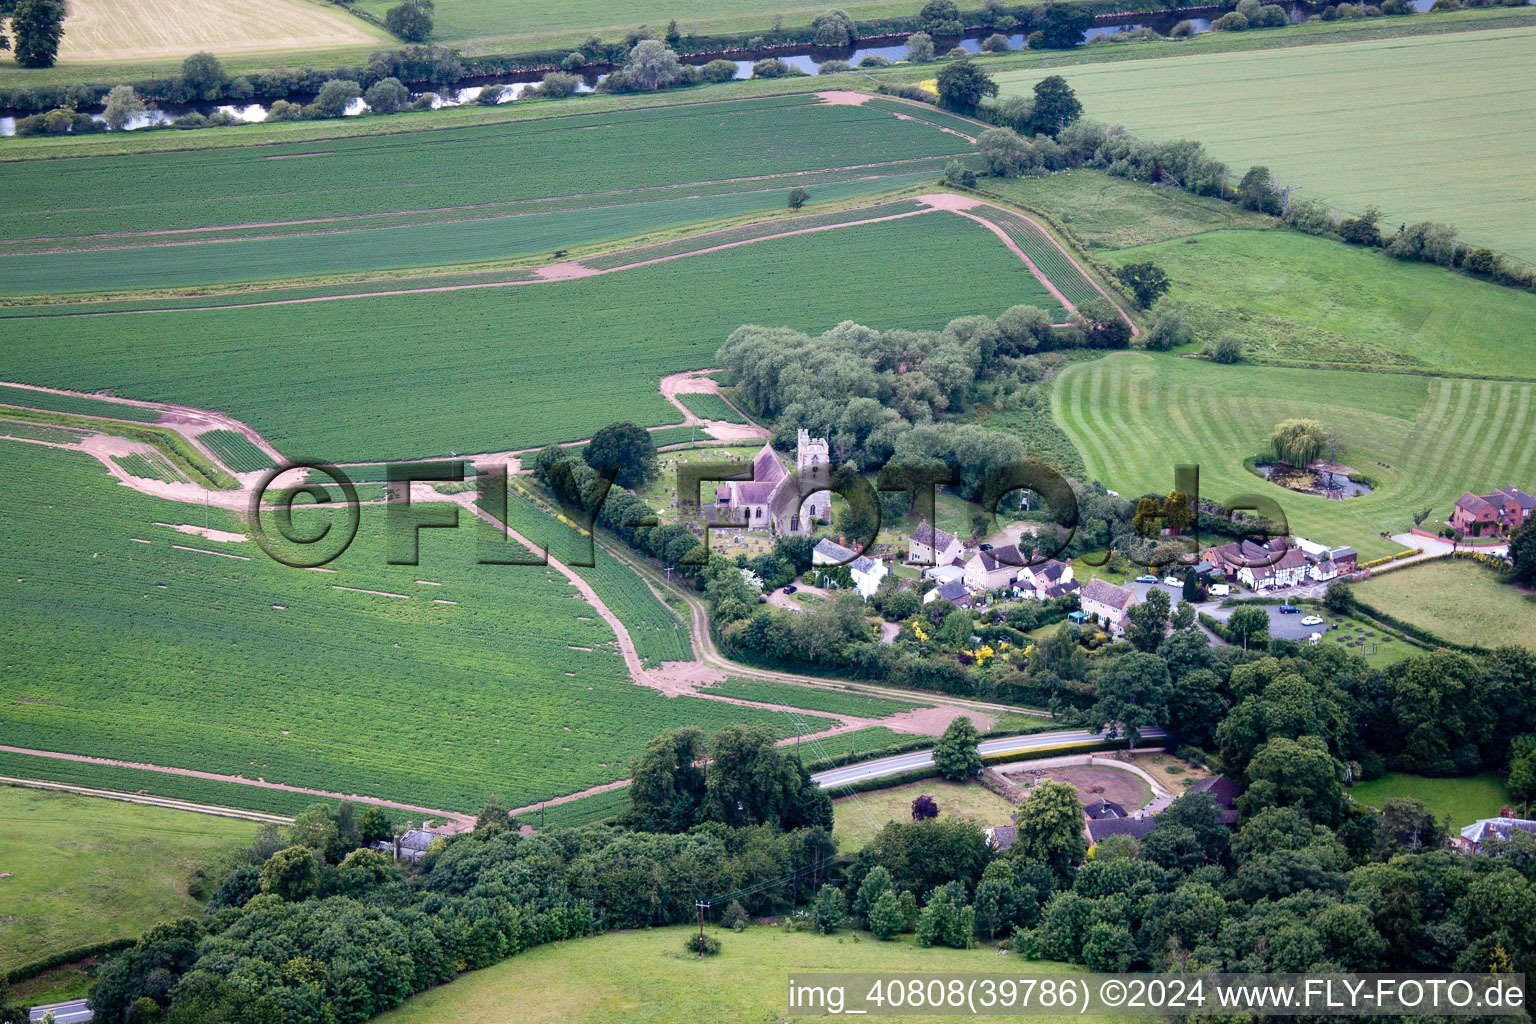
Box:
1451, 487, 1533, 537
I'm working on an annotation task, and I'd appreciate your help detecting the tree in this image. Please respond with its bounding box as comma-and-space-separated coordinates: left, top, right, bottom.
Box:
919, 0, 964, 34
1239, 735, 1346, 825
911, 793, 939, 821
314, 79, 362, 118
1510, 519, 1536, 585
811, 8, 857, 46
933, 715, 983, 780
1011, 780, 1087, 881
1508, 736, 1536, 803
1180, 569, 1200, 604
1113, 262, 1170, 309
1171, 600, 1196, 631
981, 32, 1010, 51
1089, 651, 1171, 747
1208, 333, 1244, 363
916, 887, 973, 948
1028, 75, 1081, 136
787, 187, 810, 210
102, 84, 146, 131
474, 797, 512, 834
1339, 205, 1382, 247
629, 726, 707, 830
623, 39, 683, 90
812, 883, 848, 934
385, 0, 433, 41
853, 865, 893, 925
584, 420, 657, 488
976, 127, 1032, 177
286, 803, 342, 860
703, 723, 802, 827
1377, 797, 1447, 855
906, 31, 935, 62
972, 859, 1018, 939
1074, 297, 1132, 349
357, 805, 392, 846
1237, 165, 1280, 214
259, 845, 321, 901
180, 51, 226, 100
1034, 3, 1092, 48
1226, 605, 1270, 650
867, 889, 908, 939
364, 76, 410, 113
1125, 588, 1171, 653
934, 58, 997, 115
1268, 418, 1328, 466
10, 0, 66, 67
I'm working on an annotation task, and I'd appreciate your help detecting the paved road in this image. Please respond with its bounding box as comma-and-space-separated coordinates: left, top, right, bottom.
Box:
811, 727, 1167, 789
30, 1000, 91, 1023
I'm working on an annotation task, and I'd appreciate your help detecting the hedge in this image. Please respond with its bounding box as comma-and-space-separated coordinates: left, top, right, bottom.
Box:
6, 938, 136, 984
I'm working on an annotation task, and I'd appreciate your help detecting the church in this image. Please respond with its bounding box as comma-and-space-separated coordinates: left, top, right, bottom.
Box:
713, 429, 829, 536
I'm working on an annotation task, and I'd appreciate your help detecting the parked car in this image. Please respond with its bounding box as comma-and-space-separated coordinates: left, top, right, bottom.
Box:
782, 585, 797, 594
1162, 576, 1182, 588
1301, 615, 1323, 626
1136, 575, 1159, 584
1209, 584, 1231, 597
1278, 604, 1300, 614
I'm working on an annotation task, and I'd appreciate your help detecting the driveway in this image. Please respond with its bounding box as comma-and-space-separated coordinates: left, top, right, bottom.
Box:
1388, 533, 1506, 562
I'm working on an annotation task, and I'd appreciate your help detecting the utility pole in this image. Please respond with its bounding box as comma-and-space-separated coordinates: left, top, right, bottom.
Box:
694, 901, 710, 956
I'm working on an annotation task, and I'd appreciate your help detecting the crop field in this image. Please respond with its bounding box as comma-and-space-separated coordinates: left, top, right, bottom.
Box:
374, 924, 1092, 1024
0, 384, 161, 422
112, 451, 188, 483
1052, 352, 1536, 558
0, 418, 88, 443
1355, 559, 1536, 651
0, 97, 970, 244
0, 751, 332, 816
0, 212, 1044, 463
198, 430, 277, 473
53, 0, 386, 63
1348, 772, 1513, 827
981, 170, 1277, 250
984, 207, 1105, 309
674, 392, 749, 424
698, 679, 929, 719
0, 441, 833, 812
994, 26, 1536, 262
0, 785, 256, 974
648, 426, 707, 447
0, 171, 946, 296
1104, 230, 1536, 377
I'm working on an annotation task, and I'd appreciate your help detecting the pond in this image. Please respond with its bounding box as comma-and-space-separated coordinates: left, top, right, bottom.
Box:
1254, 462, 1374, 499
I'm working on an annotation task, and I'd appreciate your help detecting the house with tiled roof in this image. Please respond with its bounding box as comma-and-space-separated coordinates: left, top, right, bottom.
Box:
1237, 545, 1310, 591
713, 430, 828, 536
1084, 798, 1127, 820
1456, 817, 1536, 854
985, 824, 1017, 852
1086, 816, 1158, 843
1080, 578, 1136, 633
813, 538, 887, 599
923, 578, 973, 609
1015, 558, 1076, 601
909, 521, 964, 566
964, 544, 1024, 592
1451, 487, 1532, 538
1201, 538, 1289, 582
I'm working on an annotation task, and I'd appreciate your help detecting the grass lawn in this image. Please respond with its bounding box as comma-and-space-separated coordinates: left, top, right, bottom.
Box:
995, 25, 1536, 263
982, 169, 1277, 250
1355, 559, 1536, 650
1053, 352, 1536, 559
1349, 772, 1513, 828
1100, 230, 1536, 378
0, 786, 255, 973
832, 779, 1017, 851
372, 924, 1096, 1024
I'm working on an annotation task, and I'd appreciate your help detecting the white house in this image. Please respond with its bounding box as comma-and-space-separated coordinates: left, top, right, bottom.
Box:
813, 537, 887, 599
924, 578, 973, 609
1079, 578, 1136, 634
1236, 546, 1310, 591
1015, 558, 1075, 600
908, 521, 964, 567
964, 544, 1024, 592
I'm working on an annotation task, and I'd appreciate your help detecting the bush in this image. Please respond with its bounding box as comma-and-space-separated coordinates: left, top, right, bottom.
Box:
859, 54, 892, 68
539, 72, 581, 98
364, 77, 409, 113
981, 32, 1011, 51
1213, 11, 1250, 29
944, 159, 978, 188
817, 59, 853, 74
1254, 3, 1291, 24
385, 0, 433, 41
313, 79, 362, 118
1207, 334, 1244, 364
699, 59, 739, 82
475, 85, 507, 105
1169, 19, 1198, 35
684, 932, 722, 956
906, 31, 936, 62
265, 99, 304, 122
1142, 300, 1195, 352
753, 58, 790, 78
812, 8, 858, 46
947, 45, 971, 57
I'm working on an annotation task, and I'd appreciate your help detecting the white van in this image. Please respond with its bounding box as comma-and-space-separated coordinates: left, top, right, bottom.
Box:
1209, 583, 1231, 597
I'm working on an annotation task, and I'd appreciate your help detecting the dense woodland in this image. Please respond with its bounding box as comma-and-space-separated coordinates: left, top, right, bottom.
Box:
26, 634, 1531, 1024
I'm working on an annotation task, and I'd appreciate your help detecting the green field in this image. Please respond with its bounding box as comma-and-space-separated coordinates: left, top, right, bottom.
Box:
995, 26, 1536, 263
373, 924, 1093, 1024
111, 451, 188, 483
697, 678, 930, 719
674, 392, 749, 424
1355, 559, 1536, 650
0, 785, 255, 973
0, 212, 1046, 462
984, 206, 1107, 309
1348, 772, 1513, 827
0, 441, 831, 812
198, 430, 277, 473
832, 778, 1018, 851
1053, 352, 1536, 558
1104, 230, 1536, 377
981, 169, 1277, 250
0, 384, 161, 422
